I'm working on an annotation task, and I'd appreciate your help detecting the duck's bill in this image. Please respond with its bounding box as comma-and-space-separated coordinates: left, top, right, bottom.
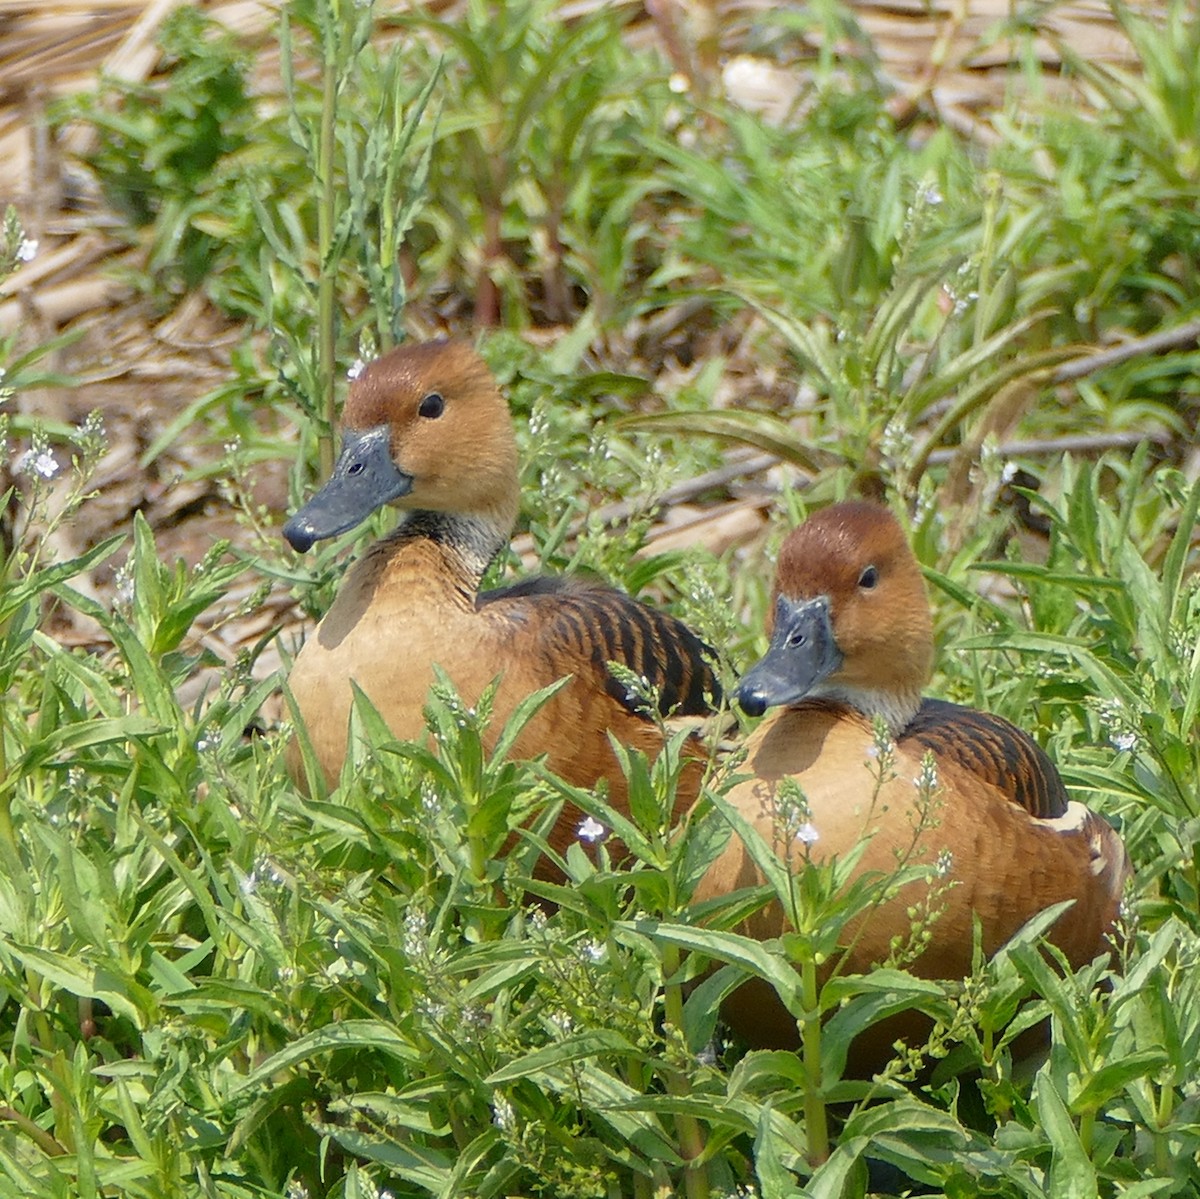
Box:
736, 594, 842, 717
283, 427, 413, 553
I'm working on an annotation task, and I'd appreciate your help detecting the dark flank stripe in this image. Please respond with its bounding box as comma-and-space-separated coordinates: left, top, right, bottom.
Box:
904, 698, 1068, 819
680, 630, 716, 715
589, 600, 621, 662
551, 602, 586, 656
623, 601, 665, 696
656, 613, 688, 709
609, 599, 641, 681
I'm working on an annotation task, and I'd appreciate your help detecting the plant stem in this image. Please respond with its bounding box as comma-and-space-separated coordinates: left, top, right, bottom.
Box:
1154, 1080, 1176, 1176
801, 955, 829, 1166
316, 28, 339, 479
623, 1056, 655, 1199
660, 942, 709, 1199
1078, 1107, 1095, 1158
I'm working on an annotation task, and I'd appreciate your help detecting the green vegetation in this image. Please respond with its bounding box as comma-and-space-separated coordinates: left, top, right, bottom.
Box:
3, 0, 1198, 1193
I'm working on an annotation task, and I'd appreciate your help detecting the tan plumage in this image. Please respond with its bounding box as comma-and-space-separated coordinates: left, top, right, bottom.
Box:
282, 340, 720, 860
699, 501, 1128, 1053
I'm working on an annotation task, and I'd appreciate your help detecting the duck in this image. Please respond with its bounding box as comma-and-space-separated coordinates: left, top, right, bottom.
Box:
281, 339, 721, 861
697, 500, 1128, 1053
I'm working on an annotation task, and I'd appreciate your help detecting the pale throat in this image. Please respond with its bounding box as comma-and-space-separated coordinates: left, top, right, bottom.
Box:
810, 680, 923, 737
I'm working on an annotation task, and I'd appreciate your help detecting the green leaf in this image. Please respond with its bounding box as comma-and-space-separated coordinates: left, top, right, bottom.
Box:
626, 919, 803, 1013
233, 1020, 422, 1095
1034, 1073, 1097, 1199
485, 1029, 640, 1084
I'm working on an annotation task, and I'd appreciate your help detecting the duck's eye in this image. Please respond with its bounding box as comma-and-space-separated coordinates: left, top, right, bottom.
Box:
786, 630, 807, 649
418, 391, 445, 419
858, 565, 879, 589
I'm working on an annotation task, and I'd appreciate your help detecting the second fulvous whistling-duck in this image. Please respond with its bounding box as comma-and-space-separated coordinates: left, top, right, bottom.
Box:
282, 340, 721, 858
697, 500, 1128, 1051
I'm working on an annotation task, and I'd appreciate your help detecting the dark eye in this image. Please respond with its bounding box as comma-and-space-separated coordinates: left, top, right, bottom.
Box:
418, 392, 444, 419
858, 565, 879, 589
786, 630, 807, 649
348, 461, 364, 476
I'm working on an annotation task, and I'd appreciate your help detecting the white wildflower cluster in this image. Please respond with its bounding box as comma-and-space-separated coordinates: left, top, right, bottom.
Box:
776, 777, 818, 848
112, 560, 135, 612
195, 724, 221, 754
914, 752, 940, 797
527, 400, 549, 441
867, 713, 896, 777
491, 1092, 517, 1134
74, 409, 107, 464
240, 858, 284, 897
934, 848, 954, 879
578, 938, 605, 964
879, 417, 913, 469
347, 358, 367, 380
401, 909, 427, 959
1093, 696, 1139, 756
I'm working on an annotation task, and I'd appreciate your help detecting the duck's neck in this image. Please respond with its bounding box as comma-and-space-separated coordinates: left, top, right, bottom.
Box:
390, 508, 510, 585
811, 681, 922, 738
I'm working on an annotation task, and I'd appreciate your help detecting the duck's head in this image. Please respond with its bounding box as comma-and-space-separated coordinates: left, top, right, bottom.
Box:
737, 501, 934, 732
283, 340, 520, 553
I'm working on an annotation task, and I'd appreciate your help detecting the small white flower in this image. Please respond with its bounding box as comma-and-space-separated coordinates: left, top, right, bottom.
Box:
923, 185, 943, 207
1111, 731, 1137, 753
935, 848, 953, 878
347, 358, 366, 380
579, 939, 605, 964
577, 816, 607, 843
19, 448, 58, 479
794, 821, 819, 845
16, 237, 37, 262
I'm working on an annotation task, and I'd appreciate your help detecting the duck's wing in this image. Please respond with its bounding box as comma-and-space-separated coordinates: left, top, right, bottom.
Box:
480, 576, 721, 718
902, 697, 1069, 819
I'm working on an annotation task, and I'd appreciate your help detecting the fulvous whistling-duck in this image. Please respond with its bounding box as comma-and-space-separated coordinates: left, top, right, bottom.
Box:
697, 500, 1128, 1051
282, 340, 721, 859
